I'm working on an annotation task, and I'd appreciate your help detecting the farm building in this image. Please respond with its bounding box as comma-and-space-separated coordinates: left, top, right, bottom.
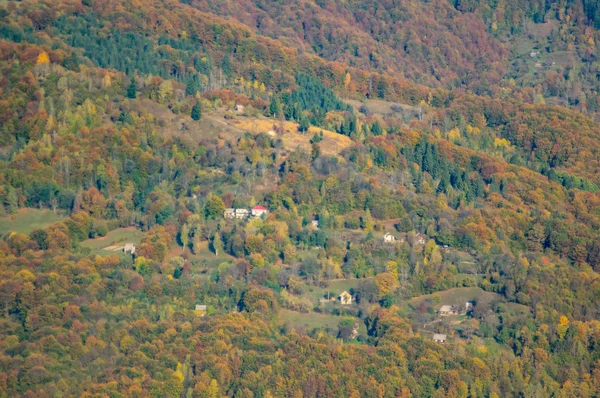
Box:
439, 305, 458, 316
195, 304, 207, 317
123, 244, 136, 254
382, 232, 396, 243
433, 333, 447, 343
338, 291, 353, 305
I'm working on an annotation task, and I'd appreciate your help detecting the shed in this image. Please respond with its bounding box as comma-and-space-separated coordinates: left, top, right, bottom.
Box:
338, 291, 353, 305
433, 333, 447, 343
439, 305, 458, 316
382, 232, 396, 243
195, 304, 207, 317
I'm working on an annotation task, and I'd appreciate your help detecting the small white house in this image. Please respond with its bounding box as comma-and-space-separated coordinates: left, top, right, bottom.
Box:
415, 233, 427, 245
195, 305, 207, 317
234, 104, 245, 113
433, 333, 447, 343
338, 291, 353, 305
123, 244, 136, 254
252, 205, 268, 217
224, 208, 235, 219
382, 232, 397, 243
311, 220, 319, 229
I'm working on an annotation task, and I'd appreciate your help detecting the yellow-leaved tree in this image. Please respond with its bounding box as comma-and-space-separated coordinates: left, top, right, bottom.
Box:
37, 51, 50, 64
557, 316, 569, 339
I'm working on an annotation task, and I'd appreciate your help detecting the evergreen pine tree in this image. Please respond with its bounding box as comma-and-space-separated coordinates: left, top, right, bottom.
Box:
299, 117, 310, 132
221, 54, 232, 77
186, 76, 200, 97
269, 98, 281, 117
191, 100, 202, 121
349, 115, 357, 134
437, 173, 449, 194
127, 79, 137, 99
371, 121, 383, 136
341, 117, 351, 135
211, 233, 223, 256
311, 142, 321, 160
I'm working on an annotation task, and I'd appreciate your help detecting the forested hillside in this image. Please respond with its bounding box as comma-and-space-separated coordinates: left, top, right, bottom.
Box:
2, 0, 600, 396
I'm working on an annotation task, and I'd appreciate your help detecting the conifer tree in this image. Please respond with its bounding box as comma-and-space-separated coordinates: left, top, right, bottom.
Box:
269, 98, 281, 117
126, 79, 137, 99
211, 233, 223, 257
191, 100, 202, 121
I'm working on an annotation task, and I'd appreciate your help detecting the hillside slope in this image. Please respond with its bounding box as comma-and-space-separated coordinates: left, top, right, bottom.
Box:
2, 0, 600, 397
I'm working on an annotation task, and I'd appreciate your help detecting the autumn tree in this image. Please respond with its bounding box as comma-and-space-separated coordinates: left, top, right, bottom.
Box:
204, 194, 225, 219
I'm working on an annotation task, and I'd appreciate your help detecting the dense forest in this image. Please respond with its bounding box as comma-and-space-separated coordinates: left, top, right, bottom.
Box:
2, 0, 600, 396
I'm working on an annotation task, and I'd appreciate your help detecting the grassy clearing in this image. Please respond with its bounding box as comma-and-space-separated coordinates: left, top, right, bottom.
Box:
309, 279, 363, 302
233, 118, 353, 156
81, 227, 144, 253
279, 308, 367, 341
512, 20, 575, 85
182, 241, 235, 269
501, 302, 531, 315
345, 98, 420, 118
407, 287, 501, 310
145, 97, 353, 157
0, 209, 65, 236
454, 274, 485, 284
279, 309, 342, 330
137, 99, 243, 142
525, 20, 558, 40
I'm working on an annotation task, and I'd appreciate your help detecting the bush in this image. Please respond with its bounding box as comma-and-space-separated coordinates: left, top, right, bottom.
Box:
395, 216, 413, 232
344, 216, 361, 229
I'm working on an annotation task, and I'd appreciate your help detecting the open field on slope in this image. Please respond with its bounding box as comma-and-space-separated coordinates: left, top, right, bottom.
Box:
405, 287, 530, 317
233, 118, 353, 156
139, 97, 353, 157
80, 227, 144, 253
279, 309, 341, 330
407, 287, 500, 308
345, 98, 421, 120
176, 241, 236, 269
133, 99, 244, 141
0, 209, 65, 236
302, 278, 364, 303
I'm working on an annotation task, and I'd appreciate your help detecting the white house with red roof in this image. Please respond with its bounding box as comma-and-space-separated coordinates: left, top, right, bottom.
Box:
251, 205, 269, 217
